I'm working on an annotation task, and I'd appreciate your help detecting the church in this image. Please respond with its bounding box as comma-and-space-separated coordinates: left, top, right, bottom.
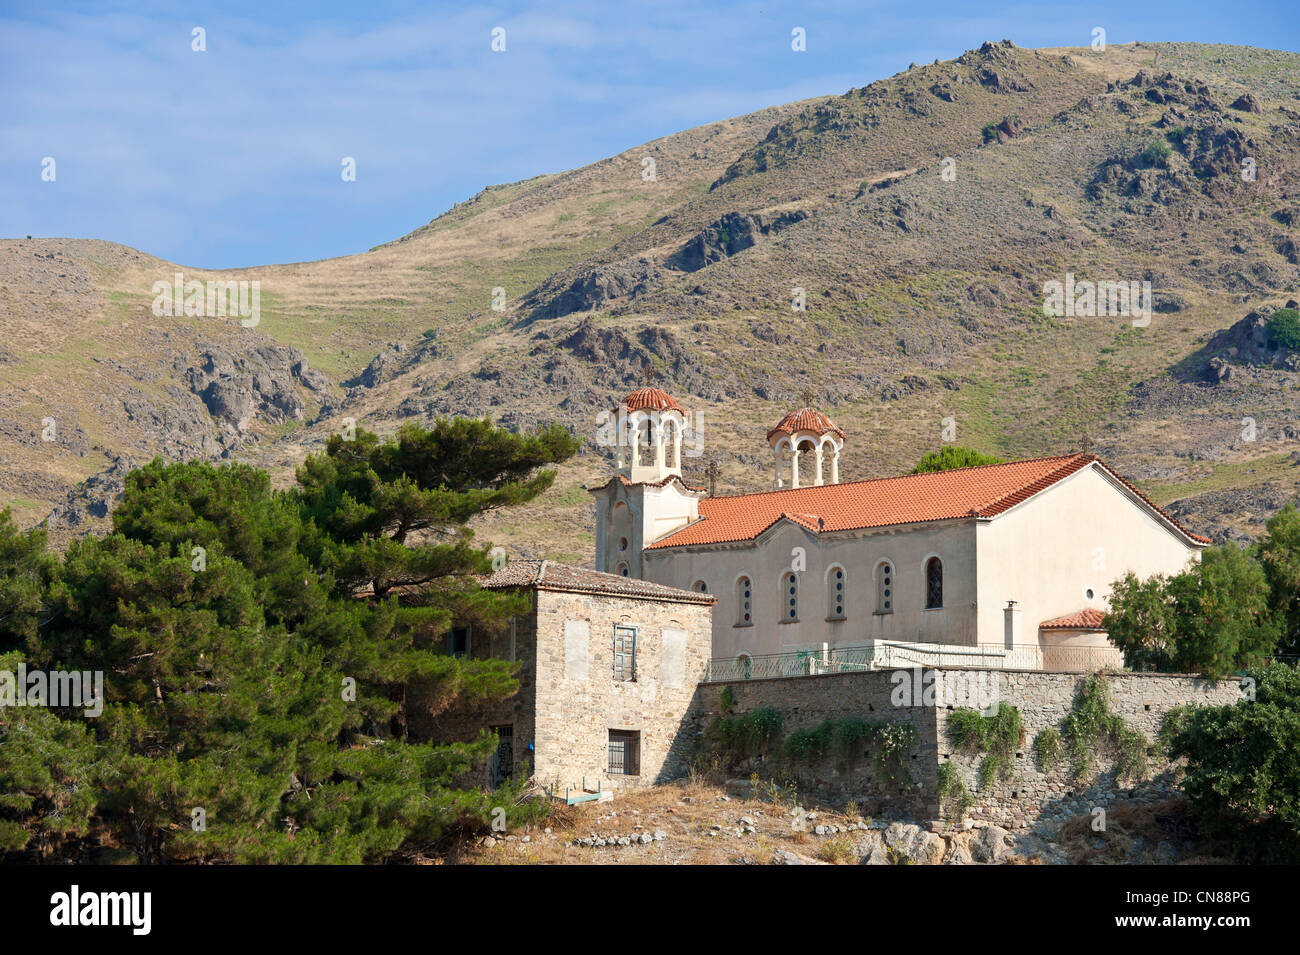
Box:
590, 387, 1210, 672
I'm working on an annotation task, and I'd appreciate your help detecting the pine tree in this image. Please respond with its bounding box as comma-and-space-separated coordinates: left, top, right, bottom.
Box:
0, 416, 579, 863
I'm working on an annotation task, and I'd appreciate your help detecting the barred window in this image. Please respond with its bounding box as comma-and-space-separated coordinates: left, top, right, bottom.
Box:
925, 557, 943, 610
613, 625, 637, 682
608, 729, 641, 775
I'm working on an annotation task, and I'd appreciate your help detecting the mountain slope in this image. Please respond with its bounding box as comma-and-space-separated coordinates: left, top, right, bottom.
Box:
3, 40, 1299, 559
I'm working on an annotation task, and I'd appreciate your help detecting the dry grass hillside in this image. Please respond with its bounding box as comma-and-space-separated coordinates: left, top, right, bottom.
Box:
3, 40, 1300, 558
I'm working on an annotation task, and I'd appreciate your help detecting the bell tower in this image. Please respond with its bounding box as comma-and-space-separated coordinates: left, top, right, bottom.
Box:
767, 405, 845, 489
593, 387, 704, 578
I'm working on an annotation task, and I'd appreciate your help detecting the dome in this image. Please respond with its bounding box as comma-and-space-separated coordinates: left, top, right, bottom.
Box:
767, 407, 845, 442
619, 387, 685, 415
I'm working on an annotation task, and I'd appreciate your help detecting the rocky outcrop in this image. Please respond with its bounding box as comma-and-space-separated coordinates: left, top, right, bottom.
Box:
186, 340, 330, 432
666, 210, 807, 272
43, 455, 135, 531
522, 257, 662, 320
1230, 92, 1261, 113
1197, 302, 1300, 378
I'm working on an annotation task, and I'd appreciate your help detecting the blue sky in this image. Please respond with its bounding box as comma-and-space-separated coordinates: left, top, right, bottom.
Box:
2, 0, 1297, 268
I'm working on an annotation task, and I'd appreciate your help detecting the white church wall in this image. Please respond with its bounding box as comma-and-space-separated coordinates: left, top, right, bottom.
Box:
974, 463, 1202, 646
642, 519, 980, 660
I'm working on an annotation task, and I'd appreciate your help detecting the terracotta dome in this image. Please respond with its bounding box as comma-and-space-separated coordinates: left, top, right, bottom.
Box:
619, 387, 685, 414
767, 407, 845, 442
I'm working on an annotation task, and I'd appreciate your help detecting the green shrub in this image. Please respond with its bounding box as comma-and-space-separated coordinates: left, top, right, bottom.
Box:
710, 708, 783, 759
1034, 727, 1062, 771
785, 720, 834, 762
718, 685, 735, 714
1060, 674, 1150, 783
946, 704, 1021, 788
1268, 308, 1300, 350
874, 722, 917, 786
1141, 138, 1172, 167
981, 122, 998, 143
1162, 662, 1300, 861
937, 762, 974, 820
911, 446, 1006, 474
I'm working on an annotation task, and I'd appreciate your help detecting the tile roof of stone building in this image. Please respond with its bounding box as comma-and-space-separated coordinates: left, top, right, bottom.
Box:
1040, 608, 1108, 631
644, 453, 1211, 550
480, 559, 715, 605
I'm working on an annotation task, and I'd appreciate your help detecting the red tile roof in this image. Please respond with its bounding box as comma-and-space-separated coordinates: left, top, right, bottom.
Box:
644, 453, 1210, 549
618, 387, 685, 414
767, 407, 846, 441
1040, 608, 1108, 631
588, 473, 707, 494
480, 559, 714, 605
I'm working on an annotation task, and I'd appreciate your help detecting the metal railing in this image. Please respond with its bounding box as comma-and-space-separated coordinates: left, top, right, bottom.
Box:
701, 641, 1129, 683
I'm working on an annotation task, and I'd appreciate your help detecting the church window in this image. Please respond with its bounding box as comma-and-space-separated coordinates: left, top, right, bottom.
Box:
827, 566, 846, 619
925, 557, 943, 610
616, 562, 630, 577
783, 572, 798, 621
736, 576, 752, 626
876, 562, 893, 614
693, 579, 708, 593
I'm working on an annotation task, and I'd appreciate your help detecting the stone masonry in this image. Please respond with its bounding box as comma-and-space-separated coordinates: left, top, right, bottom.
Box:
697, 667, 1239, 830
414, 560, 714, 794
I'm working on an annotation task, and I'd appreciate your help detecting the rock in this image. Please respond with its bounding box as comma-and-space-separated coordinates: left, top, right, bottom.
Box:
480, 836, 496, 848
653, 830, 666, 841
970, 825, 1014, 864
347, 342, 406, 389
525, 256, 662, 320
667, 210, 807, 272
1230, 92, 1261, 113
883, 822, 946, 865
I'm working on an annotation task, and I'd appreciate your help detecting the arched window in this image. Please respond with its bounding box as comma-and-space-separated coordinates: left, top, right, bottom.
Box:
736, 576, 752, 626
876, 561, 894, 614
925, 557, 943, 609
616, 561, 630, 577
782, 572, 798, 621
827, 566, 846, 620
692, 579, 708, 594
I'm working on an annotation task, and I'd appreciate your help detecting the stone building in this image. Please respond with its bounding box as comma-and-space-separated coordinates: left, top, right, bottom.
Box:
418, 559, 713, 793
591, 387, 1210, 670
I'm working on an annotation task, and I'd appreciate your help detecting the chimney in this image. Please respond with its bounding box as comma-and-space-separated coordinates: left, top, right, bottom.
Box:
1003, 600, 1022, 648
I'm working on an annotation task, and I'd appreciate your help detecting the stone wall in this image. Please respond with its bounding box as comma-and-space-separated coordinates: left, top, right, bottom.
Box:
414, 587, 713, 795
935, 670, 1237, 830
699, 667, 1239, 830
531, 590, 712, 792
